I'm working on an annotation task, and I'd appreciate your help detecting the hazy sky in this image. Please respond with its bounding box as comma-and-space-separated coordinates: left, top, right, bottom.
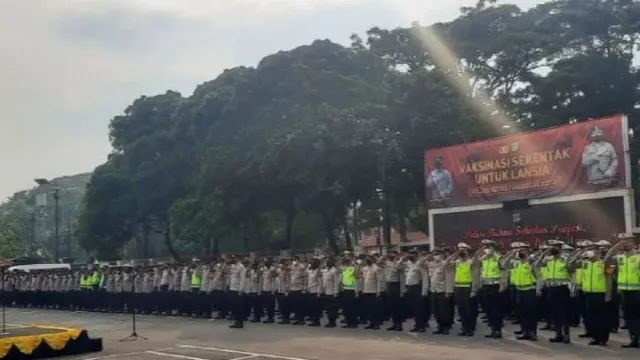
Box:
0, 0, 541, 201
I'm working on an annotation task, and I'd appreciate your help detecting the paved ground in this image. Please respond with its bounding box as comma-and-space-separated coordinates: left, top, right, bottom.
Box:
3, 308, 637, 360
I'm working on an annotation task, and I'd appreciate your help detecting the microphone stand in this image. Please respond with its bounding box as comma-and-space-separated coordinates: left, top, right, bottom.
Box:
120, 273, 147, 341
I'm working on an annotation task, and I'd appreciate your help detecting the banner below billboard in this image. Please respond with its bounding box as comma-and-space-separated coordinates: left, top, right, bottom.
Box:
432, 197, 626, 248
424, 115, 630, 206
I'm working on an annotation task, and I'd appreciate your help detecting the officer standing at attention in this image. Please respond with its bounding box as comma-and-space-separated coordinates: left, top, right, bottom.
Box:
429, 248, 454, 335
340, 256, 358, 329
228, 255, 247, 329
536, 240, 573, 344
448, 242, 478, 336
474, 239, 503, 338
384, 251, 405, 331
605, 233, 640, 348
575, 240, 613, 346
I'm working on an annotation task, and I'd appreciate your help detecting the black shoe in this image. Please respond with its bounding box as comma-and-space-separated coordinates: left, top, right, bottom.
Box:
229, 323, 244, 329
529, 333, 537, 341
308, 322, 321, 327
513, 330, 523, 335
540, 325, 552, 331
263, 319, 274, 324
588, 340, 607, 346
516, 334, 530, 341
278, 320, 290, 324
563, 335, 571, 344
621, 341, 639, 348
325, 323, 336, 328
342, 324, 358, 329
549, 336, 563, 343
578, 333, 591, 338
293, 321, 305, 325
433, 328, 445, 335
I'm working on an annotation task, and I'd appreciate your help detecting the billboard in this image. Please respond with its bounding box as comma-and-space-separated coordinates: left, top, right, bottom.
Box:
425, 115, 630, 206
432, 197, 626, 248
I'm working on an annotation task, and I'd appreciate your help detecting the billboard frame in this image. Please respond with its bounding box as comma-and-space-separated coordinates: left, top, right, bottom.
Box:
427, 188, 636, 249
424, 115, 631, 206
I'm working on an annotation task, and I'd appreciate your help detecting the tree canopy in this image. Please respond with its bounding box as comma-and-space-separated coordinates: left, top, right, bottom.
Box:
76, 0, 640, 260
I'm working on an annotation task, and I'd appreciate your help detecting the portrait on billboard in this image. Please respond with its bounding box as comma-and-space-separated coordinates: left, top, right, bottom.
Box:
424, 115, 630, 206
581, 125, 619, 185
426, 155, 453, 200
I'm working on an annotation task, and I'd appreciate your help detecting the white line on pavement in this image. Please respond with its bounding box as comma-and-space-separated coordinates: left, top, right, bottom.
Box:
178, 345, 311, 360
84, 348, 176, 360
146, 351, 208, 360
231, 356, 258, 360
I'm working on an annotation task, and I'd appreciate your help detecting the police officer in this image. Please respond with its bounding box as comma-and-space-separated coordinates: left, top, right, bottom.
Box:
605, 234, 640, 348
537, 240, 572, 344
474, 239, 503, 338
449, 242, 477, 336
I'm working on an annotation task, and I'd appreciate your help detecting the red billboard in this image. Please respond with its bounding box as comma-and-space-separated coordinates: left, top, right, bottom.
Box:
425, 115, 630, 206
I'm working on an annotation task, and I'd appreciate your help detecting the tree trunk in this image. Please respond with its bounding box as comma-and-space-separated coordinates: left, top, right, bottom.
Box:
213, 237, 219, 257
322, 211, 339, 254
143, 221, 150, 258
163, 222, 180, 261
397, 209, 409, 243
342, 217, 353, 250
285, 201, 296, 251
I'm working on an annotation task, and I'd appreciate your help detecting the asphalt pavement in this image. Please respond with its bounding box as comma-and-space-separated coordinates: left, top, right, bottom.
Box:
4, 308, 636, 360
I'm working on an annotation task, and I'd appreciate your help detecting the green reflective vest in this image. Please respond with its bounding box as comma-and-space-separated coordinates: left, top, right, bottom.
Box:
455, 261, 472, 288
582, 260, 606, 293
91, 272, 100, 286
342, 266, 356, 290
512, 262, 536, 290
543, 258, 569, 282
617, 255, 640, 291
191, 272, 201, 288
481, 257, 501, 282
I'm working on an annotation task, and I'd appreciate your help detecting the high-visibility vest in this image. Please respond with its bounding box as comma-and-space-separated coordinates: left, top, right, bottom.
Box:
191, 273, 201, 288
512, 262, 536, 290
342, 266, 356, 290
575, 267, 584, 288
481, 257, 501, 283
582, 260, 606, 293
542, 258, 569, 282
455, 261, 472, 288
617, 255, 640, 291
91, 272, 100, 286
80, 276, 89, 288
509, 260, 519, 285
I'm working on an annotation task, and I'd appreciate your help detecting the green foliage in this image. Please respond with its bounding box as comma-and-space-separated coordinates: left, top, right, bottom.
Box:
76, 0, 640, 258
0, 173, 91, 259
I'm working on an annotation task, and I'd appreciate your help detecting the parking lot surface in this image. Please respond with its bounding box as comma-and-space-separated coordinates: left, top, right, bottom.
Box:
5, 308, 634, 360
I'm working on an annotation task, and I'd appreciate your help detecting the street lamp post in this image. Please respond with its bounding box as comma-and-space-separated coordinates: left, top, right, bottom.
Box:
34, 178, 60, 262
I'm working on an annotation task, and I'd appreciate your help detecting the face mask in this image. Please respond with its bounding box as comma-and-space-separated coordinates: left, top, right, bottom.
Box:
585, 250, 595, 258
356, 259, 362, 265
433, 255, 442, 262
484, 248, 493, 255
562, 251, 571, 257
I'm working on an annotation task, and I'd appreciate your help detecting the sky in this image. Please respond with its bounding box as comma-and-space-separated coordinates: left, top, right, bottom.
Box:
0, 0, 542, 201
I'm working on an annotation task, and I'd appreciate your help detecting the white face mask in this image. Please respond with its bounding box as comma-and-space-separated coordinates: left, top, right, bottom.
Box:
356, 259, 362, 265
484, 248, 493, 255
585, 250, 595, 258
433, 255, 442, 262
